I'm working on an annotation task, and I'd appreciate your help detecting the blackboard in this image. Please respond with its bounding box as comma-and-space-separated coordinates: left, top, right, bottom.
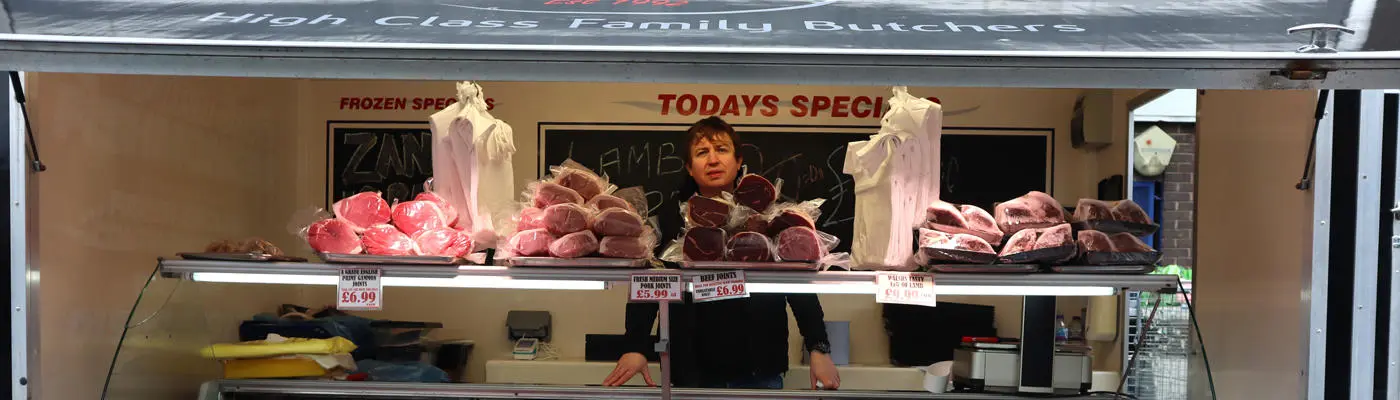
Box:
327, 122, 434, 206
541, 124, 1051, 253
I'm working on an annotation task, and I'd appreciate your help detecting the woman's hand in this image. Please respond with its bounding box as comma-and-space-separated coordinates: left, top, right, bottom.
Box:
603, 352, 654, 387
809, 351, 840, 390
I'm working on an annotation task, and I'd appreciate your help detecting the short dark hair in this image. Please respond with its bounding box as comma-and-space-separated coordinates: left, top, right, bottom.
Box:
682, 116, 741, 166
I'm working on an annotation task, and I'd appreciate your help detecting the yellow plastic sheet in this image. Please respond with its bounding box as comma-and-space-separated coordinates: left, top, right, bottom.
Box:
200, 336, 357, 359
222, 357, 330, 379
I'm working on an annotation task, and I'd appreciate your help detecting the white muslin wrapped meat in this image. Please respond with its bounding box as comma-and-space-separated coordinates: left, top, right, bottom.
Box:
844, 86, 941, 269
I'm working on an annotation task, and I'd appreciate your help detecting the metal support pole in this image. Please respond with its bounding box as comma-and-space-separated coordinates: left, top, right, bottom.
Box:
1305, 90, 1334, 400
658, 301, 671, 400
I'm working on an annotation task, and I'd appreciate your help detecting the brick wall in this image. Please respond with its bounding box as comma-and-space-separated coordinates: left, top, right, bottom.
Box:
1136, 122, 1195, 268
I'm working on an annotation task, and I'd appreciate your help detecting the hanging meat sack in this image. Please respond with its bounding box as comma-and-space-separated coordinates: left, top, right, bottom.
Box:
429, 81, 516, 250
843, 86, 941, 270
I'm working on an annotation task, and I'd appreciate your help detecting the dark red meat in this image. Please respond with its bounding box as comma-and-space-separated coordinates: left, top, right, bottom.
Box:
959, 205, 1004, 245
766, 210, 816, 237
549, 231, 599, 258
687, 196, 732, 228
391, 200, 449, 238
414, 228, 474, 257
682, 227, 726, 261
926, 201, 967, 228
361, 224, 418, 256
533, 182, 584, 208
509, 229, 556, 257
776, 226, 824, 262
333, 192, 392, 232
1073, 199, 1114, 222
734, 174, 778, 212
307, 219, 362, 254
727, 232, 775, 262
1111, 201, 1153, 224
591, 208, 645, 237
543, 203, 592, 236
599, 236, 651, 259
1033, 223, 1073, 250
998, 229, 1039, 257
1109, 233, 1154, 252
1077, 230, 1114, 252
741, 214, 769, 234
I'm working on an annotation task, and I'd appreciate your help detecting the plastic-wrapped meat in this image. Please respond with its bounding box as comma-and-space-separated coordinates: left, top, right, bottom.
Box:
918, 228, 953, 248
766, 210, 816, 237
682, 227, 726, 261
925, 201, 967, 228
333, 192, 392, 232
950, 234, 995, 254
553, 167, 606, 201
587, 194, 635, 213
549, 231, 599, 258
958, 205, 1003, 244
1110, 201, 1153, 224
361, 224, 418, 256
1032, 223, 1073, 250
1109, 233, 1154, 252
918, 229, 994, 254
741, 214, 769, 234
734, 174, 778, 212
776, 226, 824, 262
599, 236, 652, 259
516, 207, 546, 232
1073, 199, 1114, 222
508, 229, 556, 257
995, 191, 1065, 233
1077, 230, 1114, 252
686, 196, 732, 228
543, 203, 592, 236
533, 182, 584, 208
727, 232, 775, 262
998, 229, 1039, 257
414, 191, 459, 226
307, 219, 362, 254
414, 228, 474, 257
391, 200, 450, 238
1024, 191, 1066, 222
591, 208, 645, 237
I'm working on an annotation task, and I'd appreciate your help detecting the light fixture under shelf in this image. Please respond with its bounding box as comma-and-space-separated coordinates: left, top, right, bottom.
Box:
746, 282, 1115, 296
190, 272, 607, 291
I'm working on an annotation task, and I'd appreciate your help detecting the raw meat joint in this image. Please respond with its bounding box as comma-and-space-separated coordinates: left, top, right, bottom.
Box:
600, 236, 651, 259
592, 208, 646, 237
766, 210, 816, 237
415, 228, 474, 257
777, 226, 824, 262
333, 192, 392, 232
1110, 201, 1153, 224
1076, 230, 1114, 253
361, 224, 419, 256
509, 229, 556, 257
543, 203, 592, 236
994, 191, 1065, 233
1109, 232, 1154, 252
686, 196, 732, 229
925, 201, 967, 227
741, 214, 769, 234
307, 219, 362, 254
415, 191, 459, 226
1072, 199, 1114, 222
533, 182, 584, 208
516, 207, 547, 232
587, 194, 635, 213
554, 167, 606, 201
391, 200, 450, 237
919, 229, 994, 254
734, 174, 778, 212
959, 205, 1003, 244
683, 227, 727, 261
727, 232, 775, 262
1033, 223, 1073, 249
998, 228, 1039, 257
550, 231, 600, 259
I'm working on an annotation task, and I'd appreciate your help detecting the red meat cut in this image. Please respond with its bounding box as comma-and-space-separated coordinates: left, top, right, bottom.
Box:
533, 182, 585, 208
553, 168, 606, 201
1024, 191, 1066, 222
599, 236, 651, 259
1110, 201, 1153, 224
1109, 232, 1154, 252
686, 196, 732, 228
1033, 224, 1073, 250
998, 229, 1039, 257
587, 194, 635, 213
741, 214, 769, 234
414, 228, 474, 257
1077, 230, 1114, 252
995, 191, 1065, 234
777, 226, 824, 262
925, 201, 967, 227
1073, 199, 1114, 222
591, 208, 645, 237
959, 205, 1004, 244
414, 191, 459, 226
307, 219, 362, 254
516, 207, 546, 232
727, 232, 775, 262
683, 227, 726, 261
918, 229, 994, 254
550, 231, 599, 258
361, 224, 418, 256
391, 200, 449, 238
766, 210, 816, 237
508, 229, 556, 257
734, 174, 778, 212
543, 203, 592, 235
333, 192, 392, 232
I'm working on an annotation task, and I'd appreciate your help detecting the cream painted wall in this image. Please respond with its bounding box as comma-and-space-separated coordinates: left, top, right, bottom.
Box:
1195, 90, 1315, 399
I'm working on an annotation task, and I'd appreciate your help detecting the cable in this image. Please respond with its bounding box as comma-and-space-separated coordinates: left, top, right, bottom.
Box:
536, 341, 561, 361
101, 262, 161, 400
7, 71, 46, 172
1178, 277, 1218, 399
1297, 89, 1330, 190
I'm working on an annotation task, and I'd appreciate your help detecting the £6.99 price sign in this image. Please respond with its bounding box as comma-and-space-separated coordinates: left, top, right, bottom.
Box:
338, 268, 383, 310
629, 273, 683, 302
875, 272, 936, 307
692, 271, 748, 302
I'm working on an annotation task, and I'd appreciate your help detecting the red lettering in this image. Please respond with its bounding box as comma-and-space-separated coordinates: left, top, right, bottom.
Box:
832, 96, 851, 118
339, 97, 351, 109
657, 93, 677, 115
872, 96, 885, 118
676, 94, 698, 116
394, 98, 407, 110
790, 95, 809, 117
411, 98, 424, 110
741, 95, 761, 117
699, 94, 721, 115
760, 95, 779, 117
485, 97, 495, 111
926, 96, 941, 104
349, 98, 363, 109
436, 98, 450, 110
719, 95, 740, 116
810, 96, 832, 117
852, 96, 873, 118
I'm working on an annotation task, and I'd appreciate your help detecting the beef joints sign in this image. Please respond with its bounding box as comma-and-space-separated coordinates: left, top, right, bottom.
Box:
2, 0, 1388, 53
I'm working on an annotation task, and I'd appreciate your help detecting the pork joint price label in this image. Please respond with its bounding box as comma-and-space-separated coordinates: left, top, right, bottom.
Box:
338, 268, 383, 310
629, 273, 683, 302
692, 271, 748, 303
875, 272, 936, 307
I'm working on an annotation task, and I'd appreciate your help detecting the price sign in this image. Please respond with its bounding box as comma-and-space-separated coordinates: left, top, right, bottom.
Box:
338, 268, 383, 310
692, 271, 748, 303
875, 272, 936, 307
629, 273, 683, 302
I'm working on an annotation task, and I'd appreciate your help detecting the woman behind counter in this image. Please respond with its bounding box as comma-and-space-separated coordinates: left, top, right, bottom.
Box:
601, 116, 841, 390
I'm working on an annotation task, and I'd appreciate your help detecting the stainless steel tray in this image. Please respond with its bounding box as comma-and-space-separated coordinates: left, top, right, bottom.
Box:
679, 261, 819, 271
1049, 265, 1155, 274
508, 257, 650, 268
928, 264, 1040, 274
316, 252, 466, 266
178, 252, 307, 262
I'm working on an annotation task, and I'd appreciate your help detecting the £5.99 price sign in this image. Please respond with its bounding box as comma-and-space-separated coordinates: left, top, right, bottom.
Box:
629, 273, 683, 302
692, 271, 748, 303
338, 268, 383, 310
875, 272, 936, 307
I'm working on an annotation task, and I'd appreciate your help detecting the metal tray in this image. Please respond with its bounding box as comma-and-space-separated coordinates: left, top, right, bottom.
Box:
316, 253, 466, 266
679, 261, 819, 271
1077, 251, 1163, 266
997, 244, 1077, 265
917, 248, 998, 265
928, 264, 1040, 274
508, 257, 650, 268
1071, 220, 1160, 237
178, 252, 307, 262
1049, 265, 1155, 274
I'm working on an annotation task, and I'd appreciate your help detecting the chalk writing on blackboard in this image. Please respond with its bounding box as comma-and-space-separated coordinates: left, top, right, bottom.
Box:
328, 122, 433, 206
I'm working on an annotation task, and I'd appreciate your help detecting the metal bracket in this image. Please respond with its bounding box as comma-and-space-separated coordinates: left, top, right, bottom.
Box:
1391, 202, 1400, 220
1288, 23, 1356, 54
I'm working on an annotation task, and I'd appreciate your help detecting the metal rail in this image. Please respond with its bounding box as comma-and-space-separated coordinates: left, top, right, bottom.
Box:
209, 379, 1109, 399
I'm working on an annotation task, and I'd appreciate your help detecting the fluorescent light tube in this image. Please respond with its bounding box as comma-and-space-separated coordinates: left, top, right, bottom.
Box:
746, 282, 1115, 296
190, 273, 604, 291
